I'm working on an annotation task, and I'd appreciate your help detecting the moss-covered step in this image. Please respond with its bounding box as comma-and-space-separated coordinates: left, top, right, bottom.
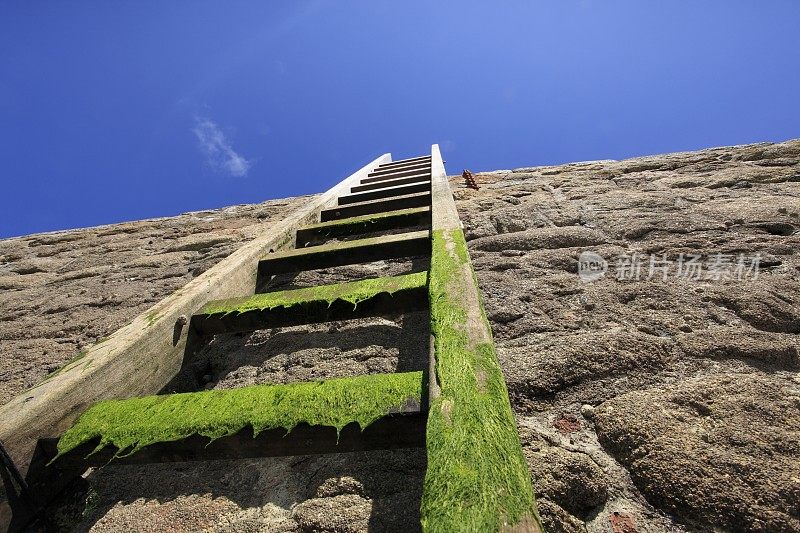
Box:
257, 230, 429, 281
47, 371, 426, 468
352, 174, 430, 193
321, 192, 431, 222
193, 271, 429, 335
296, 207, 431, 246
339, 180, 430, 206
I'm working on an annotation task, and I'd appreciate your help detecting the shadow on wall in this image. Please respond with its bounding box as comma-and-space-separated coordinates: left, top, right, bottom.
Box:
50, 448, 427, 531
163, 311, 431, 394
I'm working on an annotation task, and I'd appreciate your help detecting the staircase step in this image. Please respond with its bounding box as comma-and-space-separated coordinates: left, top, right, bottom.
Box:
351, 174, 430, 193
370, 162, 429, 176
368, 162, 429, 178
362, 169, 431, 185
339, 181, 430, 205
258, 230, 429, 279
46, 371, 426, 468
321, 192, 431, 222
193, 271, 428, 335
377, 156, 430, 169
296, 207, 430, 245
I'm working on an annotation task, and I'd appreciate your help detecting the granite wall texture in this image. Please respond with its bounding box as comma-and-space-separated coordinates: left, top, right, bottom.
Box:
1, 139, 798, 532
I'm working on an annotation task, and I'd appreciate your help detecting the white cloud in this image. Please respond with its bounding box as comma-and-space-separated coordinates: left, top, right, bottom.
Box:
192, 117, 252, 177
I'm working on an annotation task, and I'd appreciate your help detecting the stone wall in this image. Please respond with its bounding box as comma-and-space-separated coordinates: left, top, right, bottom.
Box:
459, 139, 799, 532
0, 140, 798, 531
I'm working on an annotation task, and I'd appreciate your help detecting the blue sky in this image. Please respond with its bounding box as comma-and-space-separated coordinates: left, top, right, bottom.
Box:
1, 2, 798, 238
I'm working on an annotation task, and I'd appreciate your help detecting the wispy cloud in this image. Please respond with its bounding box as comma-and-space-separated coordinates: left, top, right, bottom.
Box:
192, 117, 251, 177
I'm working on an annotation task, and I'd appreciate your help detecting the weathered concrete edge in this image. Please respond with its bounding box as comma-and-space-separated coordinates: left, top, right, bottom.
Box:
0, 153, 391, 471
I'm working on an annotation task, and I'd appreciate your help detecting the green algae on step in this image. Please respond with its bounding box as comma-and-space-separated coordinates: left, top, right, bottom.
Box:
55, 370, 424, 460
421, 228, 541, 532
199, 271, 428, 316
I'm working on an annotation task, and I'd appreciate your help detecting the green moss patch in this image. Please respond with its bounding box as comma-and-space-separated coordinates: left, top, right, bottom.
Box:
36, 349, 90, 386
145, 311, 160, 327
199, 271, 427, 316
56, 371, 424, 460
422, 229, 541, 532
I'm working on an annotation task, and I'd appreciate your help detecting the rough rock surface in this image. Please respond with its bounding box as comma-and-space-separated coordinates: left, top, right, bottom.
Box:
1, 139, 799, 531
460, 139, 799, 532
0, 197, 309, 405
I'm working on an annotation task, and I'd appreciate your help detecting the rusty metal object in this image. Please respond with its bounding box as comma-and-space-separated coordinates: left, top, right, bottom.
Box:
463, 169, 479, 190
